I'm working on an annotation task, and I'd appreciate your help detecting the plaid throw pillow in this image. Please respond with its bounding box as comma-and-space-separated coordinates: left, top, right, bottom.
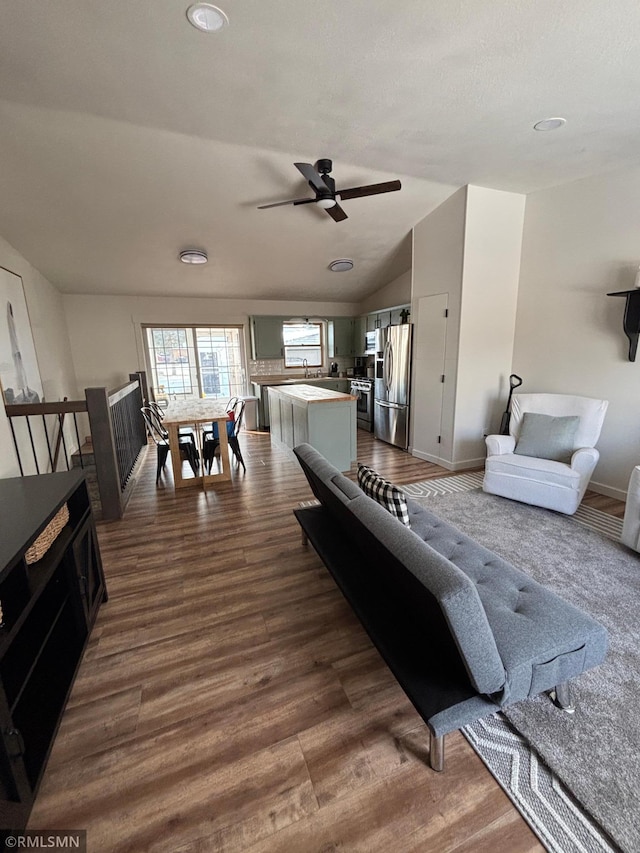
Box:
357, 463, 411, 527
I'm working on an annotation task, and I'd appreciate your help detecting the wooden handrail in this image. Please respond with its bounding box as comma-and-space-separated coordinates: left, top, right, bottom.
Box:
4, 400, 87, 417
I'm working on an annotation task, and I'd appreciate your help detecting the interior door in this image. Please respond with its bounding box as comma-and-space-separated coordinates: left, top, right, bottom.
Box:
412, 294, 448, 458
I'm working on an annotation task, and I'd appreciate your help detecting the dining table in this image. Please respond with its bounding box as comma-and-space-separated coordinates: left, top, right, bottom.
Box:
162, 398, 232, 489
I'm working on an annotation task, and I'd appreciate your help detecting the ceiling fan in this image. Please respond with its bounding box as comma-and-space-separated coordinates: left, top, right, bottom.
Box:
257, 159, 401, 222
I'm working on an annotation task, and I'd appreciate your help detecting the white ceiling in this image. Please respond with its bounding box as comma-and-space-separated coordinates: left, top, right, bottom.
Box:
1, 0, 640, 302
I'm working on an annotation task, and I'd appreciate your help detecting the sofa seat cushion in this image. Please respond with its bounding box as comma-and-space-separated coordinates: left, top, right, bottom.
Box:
485, 453, 580, 489
405, 496, 608, 703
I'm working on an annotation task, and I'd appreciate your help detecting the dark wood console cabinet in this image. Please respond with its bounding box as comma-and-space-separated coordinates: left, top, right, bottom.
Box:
0, 470, 107, 832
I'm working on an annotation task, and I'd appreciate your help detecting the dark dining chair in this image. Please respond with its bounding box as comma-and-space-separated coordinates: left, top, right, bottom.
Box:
203, 398, 246, 473
141, 406, 199, 484
147, 400, 198, 449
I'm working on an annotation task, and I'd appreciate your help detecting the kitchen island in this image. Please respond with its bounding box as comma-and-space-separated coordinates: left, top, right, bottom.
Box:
268, 384, 357, 472
251, 375, 351, 429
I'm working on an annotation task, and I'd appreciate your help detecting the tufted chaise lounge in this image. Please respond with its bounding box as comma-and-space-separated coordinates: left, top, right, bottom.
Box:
293, 443, 608, 771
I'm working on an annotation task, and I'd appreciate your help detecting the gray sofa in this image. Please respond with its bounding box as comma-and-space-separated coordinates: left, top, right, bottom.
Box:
292, 443, 608, 771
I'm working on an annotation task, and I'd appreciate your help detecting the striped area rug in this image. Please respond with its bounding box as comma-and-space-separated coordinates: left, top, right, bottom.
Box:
403, 472, 622, 853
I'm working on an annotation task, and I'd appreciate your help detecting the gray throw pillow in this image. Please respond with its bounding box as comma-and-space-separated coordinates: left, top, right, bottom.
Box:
514, 412, 580, 463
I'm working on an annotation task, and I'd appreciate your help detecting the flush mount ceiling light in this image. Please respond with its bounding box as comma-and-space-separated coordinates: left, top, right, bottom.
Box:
179, 249, 208, 264
186, 3, 229, 32
329, 259, 354, 272
533, 117, 567, 131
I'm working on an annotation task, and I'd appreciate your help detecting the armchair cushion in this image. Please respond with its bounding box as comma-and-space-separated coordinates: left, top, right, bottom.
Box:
513, 412, 580, 463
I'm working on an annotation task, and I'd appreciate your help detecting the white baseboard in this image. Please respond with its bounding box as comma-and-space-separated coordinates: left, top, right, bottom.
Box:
411, 449, 485, 472
588, 480, 627, 503
411, 448, 455, 469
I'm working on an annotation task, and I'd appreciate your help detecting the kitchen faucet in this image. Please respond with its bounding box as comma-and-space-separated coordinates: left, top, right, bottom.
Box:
302, 358, 309, 378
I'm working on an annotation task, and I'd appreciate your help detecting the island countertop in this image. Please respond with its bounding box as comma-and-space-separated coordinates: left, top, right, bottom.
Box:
269, 384, 356, 403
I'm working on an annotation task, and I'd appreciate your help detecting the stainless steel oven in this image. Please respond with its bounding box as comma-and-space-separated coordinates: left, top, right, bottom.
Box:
350, 379, 374, 431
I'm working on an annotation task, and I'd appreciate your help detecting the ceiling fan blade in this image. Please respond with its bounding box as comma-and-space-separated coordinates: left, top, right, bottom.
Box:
257, 196, 314, 209
326, 203, 348, 222
337, 180, 402, 201
295, 162, 331, 193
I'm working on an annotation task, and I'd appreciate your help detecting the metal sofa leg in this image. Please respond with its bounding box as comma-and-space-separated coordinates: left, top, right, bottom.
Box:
551, 680, 575, 713
430, 731, 445, 772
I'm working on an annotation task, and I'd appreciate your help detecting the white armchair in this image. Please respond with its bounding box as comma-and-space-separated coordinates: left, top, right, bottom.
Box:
483, 393, 609, 515
621, 466, 640, 551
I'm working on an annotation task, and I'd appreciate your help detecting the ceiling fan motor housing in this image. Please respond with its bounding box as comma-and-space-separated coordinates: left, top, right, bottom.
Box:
314, 158, 333, 175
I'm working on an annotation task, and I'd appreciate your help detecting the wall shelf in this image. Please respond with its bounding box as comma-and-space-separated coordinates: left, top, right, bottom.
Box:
607, 289, 640, 361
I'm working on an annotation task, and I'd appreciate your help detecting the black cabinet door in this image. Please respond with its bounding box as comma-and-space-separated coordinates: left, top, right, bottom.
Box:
69, 516, 106, 629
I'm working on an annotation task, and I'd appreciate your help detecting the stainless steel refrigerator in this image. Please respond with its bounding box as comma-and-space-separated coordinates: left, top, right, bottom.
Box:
374, 324, 412, 449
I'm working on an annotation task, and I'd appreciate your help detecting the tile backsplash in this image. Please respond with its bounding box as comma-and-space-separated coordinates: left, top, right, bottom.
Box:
249, 357, 354, 377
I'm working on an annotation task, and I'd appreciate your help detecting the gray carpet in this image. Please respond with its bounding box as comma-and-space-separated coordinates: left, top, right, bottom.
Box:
407, 484, 639, 853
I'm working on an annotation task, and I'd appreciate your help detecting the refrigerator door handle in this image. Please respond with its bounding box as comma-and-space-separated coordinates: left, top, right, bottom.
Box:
383, 341, 391, 390
376, 399, 403, 410
387, 342, 394, 392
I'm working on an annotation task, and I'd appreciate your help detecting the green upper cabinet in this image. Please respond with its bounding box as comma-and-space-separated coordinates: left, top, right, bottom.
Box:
353, 316, 367, 356
250, 316, 284, 359
364, 305, 411, 333
328, 317, 355, 357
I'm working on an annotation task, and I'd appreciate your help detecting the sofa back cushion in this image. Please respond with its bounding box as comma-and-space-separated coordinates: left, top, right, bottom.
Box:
293, 443, 506, 696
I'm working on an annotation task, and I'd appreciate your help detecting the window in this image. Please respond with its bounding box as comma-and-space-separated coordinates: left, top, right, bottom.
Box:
282, 322, 323, 368
145, 326, 245, 400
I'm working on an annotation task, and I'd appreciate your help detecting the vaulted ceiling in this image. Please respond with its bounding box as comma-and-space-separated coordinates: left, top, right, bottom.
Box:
1, 0, 639, 301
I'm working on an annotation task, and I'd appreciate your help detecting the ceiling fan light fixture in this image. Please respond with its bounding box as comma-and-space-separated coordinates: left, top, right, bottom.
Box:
316, 197, 337, 209
186, 3, 229, 32
329, 259, 354, 273
179, 249, 208, 264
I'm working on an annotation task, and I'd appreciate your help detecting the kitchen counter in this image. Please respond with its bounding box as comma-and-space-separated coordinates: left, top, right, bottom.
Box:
250, 375, 352, 429
270, 384, 356, 403
268, 384, 356, 472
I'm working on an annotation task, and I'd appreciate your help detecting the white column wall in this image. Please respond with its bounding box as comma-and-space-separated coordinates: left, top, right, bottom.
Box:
410, 188, 467, 464
455, 185, 524, 466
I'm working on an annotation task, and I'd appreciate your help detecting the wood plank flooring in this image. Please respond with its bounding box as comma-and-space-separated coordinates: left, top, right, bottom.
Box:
27, 430, 624, 851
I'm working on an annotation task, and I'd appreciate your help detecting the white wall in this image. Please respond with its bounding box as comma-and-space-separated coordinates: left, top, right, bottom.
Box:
0, 236, 78, 478
358, 270, 412, 315
410, 186, 524, 469
62, 294, 361, 392
411, 188, 467, 465
455, 185, 525, 464
514, 166, 640, 498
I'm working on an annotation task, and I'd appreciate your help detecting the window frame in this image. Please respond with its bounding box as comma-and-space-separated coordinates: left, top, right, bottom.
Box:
282, 321, 324, 370
143, 324, 246, 401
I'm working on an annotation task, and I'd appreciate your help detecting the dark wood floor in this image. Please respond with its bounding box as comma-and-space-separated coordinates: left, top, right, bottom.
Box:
27, 430, 623, 851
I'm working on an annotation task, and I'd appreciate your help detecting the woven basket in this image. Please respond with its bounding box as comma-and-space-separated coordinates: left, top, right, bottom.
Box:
25, 504, 70, 565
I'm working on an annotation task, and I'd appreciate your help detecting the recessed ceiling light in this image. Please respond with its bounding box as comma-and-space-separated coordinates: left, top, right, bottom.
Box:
329, 259, 354, 272
533, 117, 567, 132
186, 3, 229, 33
179, 249, 208, 264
